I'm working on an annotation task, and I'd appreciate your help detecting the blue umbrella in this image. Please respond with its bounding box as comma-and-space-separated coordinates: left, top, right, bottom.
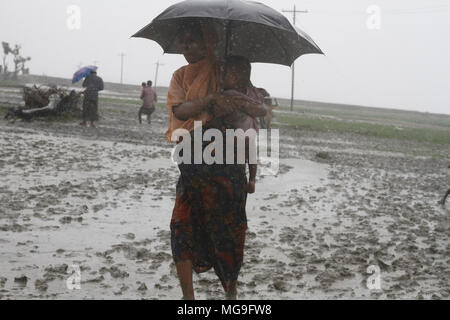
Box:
72, 66, 98, 84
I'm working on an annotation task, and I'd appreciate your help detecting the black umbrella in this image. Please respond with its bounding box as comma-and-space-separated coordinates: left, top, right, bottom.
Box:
132, 0, 323, 66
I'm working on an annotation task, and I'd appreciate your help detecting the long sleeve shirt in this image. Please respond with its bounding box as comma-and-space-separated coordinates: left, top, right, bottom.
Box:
82, 74, 104, 101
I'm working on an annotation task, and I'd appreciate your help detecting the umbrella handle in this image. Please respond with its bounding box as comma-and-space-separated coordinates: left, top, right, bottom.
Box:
220, 21, 232, 93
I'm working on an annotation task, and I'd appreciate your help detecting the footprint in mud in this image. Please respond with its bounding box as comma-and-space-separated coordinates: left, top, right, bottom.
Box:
0, 277, 7, 288
154, 283, 173, 291
59, 216, 83, 224
159, 275, 170, 283
137, 282, 148, 292
14, 275, 28, 287
0, 223, 28, 232
92, 203, 108, 213
43, 264, 69, 281
271, 280, 292, 293
99, 265, 129, 279
16, 240, 33, 247
113, 284, 129, 296
122, 233, 136, 240
35, 279, 49, 292
81, 275, 105, 284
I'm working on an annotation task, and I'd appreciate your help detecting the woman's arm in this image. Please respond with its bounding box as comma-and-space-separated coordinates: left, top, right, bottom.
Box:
172, 94, 215, 121
209, 94, 266, 118
233, 97, 267, 118
173, 93, 264, 121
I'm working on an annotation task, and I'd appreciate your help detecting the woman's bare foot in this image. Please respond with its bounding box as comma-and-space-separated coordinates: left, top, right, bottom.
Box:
225, 291, 237, 300
225, 280, 238, 300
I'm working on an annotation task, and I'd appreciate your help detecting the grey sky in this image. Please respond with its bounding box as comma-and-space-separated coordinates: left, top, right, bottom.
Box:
1, 0, 449, 114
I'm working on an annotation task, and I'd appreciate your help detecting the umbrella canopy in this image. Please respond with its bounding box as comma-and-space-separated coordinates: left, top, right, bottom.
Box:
132, 0, 323, 66
72, 66, 98, 84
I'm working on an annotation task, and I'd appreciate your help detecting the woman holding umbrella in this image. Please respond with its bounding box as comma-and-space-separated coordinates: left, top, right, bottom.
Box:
80, 70, 104, 128
133, 0, 323, 300
72, 66, 104, 128
166, 22, 266, 300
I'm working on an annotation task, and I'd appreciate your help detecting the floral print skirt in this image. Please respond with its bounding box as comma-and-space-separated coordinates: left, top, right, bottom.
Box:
170, 158, 248, 290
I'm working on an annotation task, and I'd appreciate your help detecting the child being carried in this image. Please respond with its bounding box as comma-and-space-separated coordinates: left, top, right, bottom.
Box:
217, 55, 266, 194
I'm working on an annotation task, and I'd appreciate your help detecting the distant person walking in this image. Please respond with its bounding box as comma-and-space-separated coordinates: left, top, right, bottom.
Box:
138, 82, 147, 123
139, 80, 157, 125
80, 70, 104, 128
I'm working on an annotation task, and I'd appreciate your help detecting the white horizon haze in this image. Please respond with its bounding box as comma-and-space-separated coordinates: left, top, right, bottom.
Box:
1, 0, 449, 114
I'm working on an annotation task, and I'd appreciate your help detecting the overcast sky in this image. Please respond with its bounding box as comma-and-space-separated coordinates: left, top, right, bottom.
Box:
1, 0, 449, 114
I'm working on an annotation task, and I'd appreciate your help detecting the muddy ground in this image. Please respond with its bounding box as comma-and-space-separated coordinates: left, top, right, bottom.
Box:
0, 89, 449, 300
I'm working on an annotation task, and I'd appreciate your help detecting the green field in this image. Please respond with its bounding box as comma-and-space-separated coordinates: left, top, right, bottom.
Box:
274, 113, 450, 145
2, 78, 449, 148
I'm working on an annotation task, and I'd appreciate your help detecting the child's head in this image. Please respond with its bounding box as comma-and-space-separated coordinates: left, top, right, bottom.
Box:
224, 56, 251, 91
141, 82, 147, 87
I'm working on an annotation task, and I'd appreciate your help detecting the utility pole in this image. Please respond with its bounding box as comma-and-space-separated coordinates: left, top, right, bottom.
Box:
119, 53, 126, 84
282, 5, 308, 111
154, 60, 165, 89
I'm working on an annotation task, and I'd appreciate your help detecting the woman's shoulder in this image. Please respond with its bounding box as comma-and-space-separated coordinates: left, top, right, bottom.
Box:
173, 65, 188, 77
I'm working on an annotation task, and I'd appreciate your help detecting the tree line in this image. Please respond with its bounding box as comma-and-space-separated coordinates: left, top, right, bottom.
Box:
1, 41, 31, 78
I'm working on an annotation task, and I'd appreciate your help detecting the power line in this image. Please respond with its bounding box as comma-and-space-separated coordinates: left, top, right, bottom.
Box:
306, 4, 450, 16
386, 8, 450, 14
394, 3, 450, 11
282, 5, 309, 112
